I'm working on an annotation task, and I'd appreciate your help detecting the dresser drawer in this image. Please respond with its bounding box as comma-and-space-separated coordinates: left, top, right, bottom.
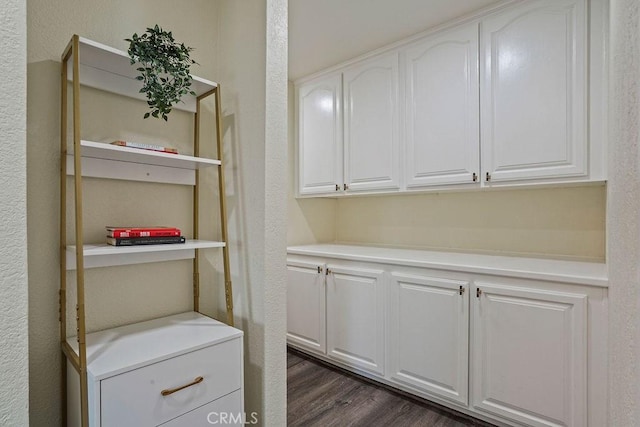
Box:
101, 337, 242, 426
160, 389, 244, 426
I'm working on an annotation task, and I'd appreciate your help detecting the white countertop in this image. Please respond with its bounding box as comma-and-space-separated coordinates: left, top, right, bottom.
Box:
287, 244, 608, 287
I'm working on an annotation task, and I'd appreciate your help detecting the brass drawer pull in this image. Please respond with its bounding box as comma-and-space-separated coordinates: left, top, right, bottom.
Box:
161, 376, 204, 396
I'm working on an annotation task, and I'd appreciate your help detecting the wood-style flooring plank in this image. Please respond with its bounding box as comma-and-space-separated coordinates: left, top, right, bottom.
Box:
287, 349, 495, 427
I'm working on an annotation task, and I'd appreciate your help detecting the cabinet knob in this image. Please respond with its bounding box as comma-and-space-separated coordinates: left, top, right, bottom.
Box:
485, 172, 491, 182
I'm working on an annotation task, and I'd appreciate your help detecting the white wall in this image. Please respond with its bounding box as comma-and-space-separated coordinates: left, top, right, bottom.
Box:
0, 1, 28, 425
607, 0, 640, 424
216, 1, 288, 423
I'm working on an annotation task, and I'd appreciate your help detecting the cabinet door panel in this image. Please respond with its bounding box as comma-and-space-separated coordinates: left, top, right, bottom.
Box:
404, 24, 480, 188
287, 259, 326, 354
343, 53, 400, 192
472, 282, 587, 427
481, 0, 587, 182
297, 75, 343, 195
388, 272, 469, 405
326, 265, 385, 375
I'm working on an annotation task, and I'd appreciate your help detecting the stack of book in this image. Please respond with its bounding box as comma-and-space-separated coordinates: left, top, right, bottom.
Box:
106, 226, 185, 246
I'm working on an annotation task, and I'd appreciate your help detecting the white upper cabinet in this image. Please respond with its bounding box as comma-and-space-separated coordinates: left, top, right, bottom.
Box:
294, 0, 605, 197
343, 52, 401, 192
296, 73, 343, 195
404, 23, 480, 188
480, 0, 587, 183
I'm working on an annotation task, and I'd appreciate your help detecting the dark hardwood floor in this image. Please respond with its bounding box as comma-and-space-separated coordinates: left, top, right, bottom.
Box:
287, 349, 496, 427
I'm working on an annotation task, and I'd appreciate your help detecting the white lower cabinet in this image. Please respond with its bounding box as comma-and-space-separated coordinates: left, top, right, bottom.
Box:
326, 264, 386, 375
286, 248, 605, 427
388, 271, 469, 406
471, 281, 587, 427
286, 258, 326, 354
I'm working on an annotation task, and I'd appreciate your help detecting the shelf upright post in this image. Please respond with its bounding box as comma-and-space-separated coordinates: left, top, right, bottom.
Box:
59, 37, 72, 427
195, 86, 234, 326
214, 86, 234, 327
71, 35, 90, 427
193, 95, 201, 313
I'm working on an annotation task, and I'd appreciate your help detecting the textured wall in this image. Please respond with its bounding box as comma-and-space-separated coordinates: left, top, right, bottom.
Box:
26, 1, 218, 425
264, 1, 288, 423
0, 1, 28, 425
216, 0, 288, 424
608, 0, 640, 424
335, 185, 606, 261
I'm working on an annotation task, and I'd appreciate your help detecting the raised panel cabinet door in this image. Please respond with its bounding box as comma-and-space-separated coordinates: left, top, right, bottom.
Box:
326, 264, 385, 375
286, 259, 326, 354
404, 23, 480, 188
296, 74, 343, 195
388, 272, 469, 405
480, 0, 587, 183
343, 52, 400, 192
471, 282, 587, 427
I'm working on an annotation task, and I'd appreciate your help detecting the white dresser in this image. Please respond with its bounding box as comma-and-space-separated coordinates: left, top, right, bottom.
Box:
67, 312, 244, 426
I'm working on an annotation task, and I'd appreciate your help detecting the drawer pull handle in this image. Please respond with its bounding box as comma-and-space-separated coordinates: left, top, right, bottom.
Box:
161, 376, 204, 396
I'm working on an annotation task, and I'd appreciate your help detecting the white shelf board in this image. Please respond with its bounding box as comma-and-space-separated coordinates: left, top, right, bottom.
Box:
67, 141, 220, 185
76, 140, 220, 169
67, 312, 242, 380
66, 239, 225, 270
67, 37, 217, 113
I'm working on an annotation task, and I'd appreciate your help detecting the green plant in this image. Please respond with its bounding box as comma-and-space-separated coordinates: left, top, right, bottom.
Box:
126, 25, 198, 121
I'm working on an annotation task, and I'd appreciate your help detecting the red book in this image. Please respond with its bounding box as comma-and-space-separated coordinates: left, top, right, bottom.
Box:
105, 226, 181, 238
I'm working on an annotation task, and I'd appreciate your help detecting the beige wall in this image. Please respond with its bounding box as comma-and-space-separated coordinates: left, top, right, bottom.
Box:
0, 0, 28, 425
27, 1, 287, 426
335, 185, 606, 261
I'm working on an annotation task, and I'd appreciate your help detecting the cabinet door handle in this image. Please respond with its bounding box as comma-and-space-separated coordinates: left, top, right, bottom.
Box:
335, 184, 340, 191
476, 288, 482, 298
325, 268, 331, 276
317, 266, 322, 274
459, 285, 465, 295
161, 376, 204, 396
472, 173, 477, 182
485, 172, 491, 182
343, 183, 349, 191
